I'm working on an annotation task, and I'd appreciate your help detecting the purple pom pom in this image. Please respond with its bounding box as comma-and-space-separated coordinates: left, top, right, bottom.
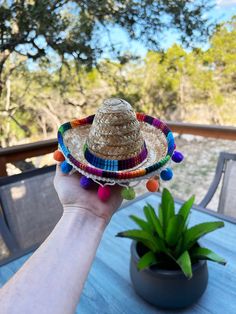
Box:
80, 176, 93, 189
172, 151, 184, 163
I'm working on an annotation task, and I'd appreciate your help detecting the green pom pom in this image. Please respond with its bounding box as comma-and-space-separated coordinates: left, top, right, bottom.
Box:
121, 187, 136, 200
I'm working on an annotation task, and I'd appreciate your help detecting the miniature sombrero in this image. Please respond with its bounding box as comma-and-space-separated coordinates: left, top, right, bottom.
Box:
53, 98, 184, 201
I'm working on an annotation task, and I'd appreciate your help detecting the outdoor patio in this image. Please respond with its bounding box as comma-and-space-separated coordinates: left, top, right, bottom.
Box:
1, 1, 236, 312
0, 123, 236, 313
1, 193, 236, 313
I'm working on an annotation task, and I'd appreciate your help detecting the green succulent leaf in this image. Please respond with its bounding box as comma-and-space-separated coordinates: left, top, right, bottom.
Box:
166, 214, 184, 246
121, 189, 226, 274
191, 247, 226, 265
145, 204, 164, 238
153, 236, 168, 253
158, 204, 163, 226
116, 229, 159, 252
182, 221, 224, 251
137, 251, 158, 271
174, 235, 184, 257
178, 195, 195, 226
129, 215, 152, 232
176, 250, 192, 279
161, 188, 175, 231
143, 204, 155, 230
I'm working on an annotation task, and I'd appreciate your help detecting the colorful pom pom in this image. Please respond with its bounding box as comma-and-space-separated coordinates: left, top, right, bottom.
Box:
160, 168, 173, 181
146, 178, 159, 192
172, 151, 184, 163
53, 150, 65, 162
80, 176, 93, 189
98, 185, 111, 202
121, 187, 136, 200
61, 161, 73, 174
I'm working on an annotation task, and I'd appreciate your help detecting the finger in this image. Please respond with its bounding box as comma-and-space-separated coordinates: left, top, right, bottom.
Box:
70, 169, 82, 180
110, 184, 123, 201
110, 184, 122, 193
55, 162, 67, 177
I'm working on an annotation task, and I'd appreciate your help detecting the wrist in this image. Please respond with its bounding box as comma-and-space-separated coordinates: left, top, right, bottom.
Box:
62, 205, 108, 229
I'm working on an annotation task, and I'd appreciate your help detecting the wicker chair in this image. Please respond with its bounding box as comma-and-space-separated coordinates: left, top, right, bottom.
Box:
0, 165, 63, 266
199, 152, 236, 217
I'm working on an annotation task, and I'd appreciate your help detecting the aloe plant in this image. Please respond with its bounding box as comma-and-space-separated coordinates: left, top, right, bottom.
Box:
116, 188, 226, 279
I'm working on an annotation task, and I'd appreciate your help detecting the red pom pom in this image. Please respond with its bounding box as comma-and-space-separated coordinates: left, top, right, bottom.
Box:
98, 185, 111, 202
146, 179, 159, 192
53, 150, 65, 162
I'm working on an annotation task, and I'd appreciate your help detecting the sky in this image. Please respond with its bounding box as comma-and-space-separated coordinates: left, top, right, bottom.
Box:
99, 0, 236, 59
26, 0, 236, 70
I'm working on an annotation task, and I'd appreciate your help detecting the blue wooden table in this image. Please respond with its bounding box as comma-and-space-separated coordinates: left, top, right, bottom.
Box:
1, 194, 236, 314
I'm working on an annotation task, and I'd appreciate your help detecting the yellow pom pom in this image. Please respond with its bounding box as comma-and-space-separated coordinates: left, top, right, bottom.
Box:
146, 179, 159, 192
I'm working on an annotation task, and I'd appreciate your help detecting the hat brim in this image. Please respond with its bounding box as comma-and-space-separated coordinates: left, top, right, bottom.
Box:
58, 113, 175, 183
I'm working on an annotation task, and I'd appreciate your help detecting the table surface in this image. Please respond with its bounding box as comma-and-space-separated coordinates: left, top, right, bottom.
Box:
0, 194, 236, 314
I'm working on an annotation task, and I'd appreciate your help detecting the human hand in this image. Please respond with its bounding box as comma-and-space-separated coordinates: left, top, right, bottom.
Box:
54, 164, 123, 224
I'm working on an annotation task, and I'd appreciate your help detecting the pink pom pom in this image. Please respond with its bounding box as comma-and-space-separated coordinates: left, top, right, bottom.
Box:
98, 185, 111, 202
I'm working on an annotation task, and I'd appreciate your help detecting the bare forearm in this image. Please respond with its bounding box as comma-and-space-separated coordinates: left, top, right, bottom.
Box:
0, 207, 106, 314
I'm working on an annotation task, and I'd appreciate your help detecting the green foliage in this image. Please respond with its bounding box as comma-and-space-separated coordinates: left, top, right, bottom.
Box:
190, 247, 226, 265
136, 251, 158, 270
116, 188, 226, 279
1, 16, 236, 146
176, 251, 192, 278
0, 0, 214, 67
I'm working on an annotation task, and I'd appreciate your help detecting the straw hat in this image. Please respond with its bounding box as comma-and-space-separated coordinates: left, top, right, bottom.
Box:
54, 98, 183, 200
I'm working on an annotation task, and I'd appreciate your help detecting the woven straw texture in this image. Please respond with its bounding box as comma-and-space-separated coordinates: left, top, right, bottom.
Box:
64, 122, 167, 172
87, 99, 144, 159
61, 98, 171, 183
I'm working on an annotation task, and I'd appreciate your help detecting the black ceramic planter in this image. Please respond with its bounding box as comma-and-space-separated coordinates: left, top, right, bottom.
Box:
130, 241, 208, 309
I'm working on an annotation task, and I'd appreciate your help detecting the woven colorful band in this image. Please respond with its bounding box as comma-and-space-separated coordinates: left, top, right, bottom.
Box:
83, 142, 148, 171
57, 113, 175, 180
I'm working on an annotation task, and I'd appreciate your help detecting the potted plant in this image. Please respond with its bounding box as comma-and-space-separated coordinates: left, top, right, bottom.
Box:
116, 188, 226, 309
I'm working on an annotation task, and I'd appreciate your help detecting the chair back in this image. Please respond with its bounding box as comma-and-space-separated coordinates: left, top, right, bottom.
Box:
218, 159, 236, 217
199, 152, 236, 218
0, 166, 62, 257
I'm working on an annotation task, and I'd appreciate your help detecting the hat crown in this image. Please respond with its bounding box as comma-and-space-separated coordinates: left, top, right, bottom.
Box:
100, 98, 132, 112
86, 98, 145, 161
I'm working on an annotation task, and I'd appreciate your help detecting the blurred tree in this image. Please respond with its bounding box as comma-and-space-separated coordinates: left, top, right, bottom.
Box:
0, 0, 215, 93
204, 16, 236, 92
1, 6, 236, 147
141, 46, 195, 118
0, 0, 215, 145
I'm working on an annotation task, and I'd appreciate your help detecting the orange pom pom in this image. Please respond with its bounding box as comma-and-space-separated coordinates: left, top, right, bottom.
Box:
146, 178, 159, 192
53, 150, 65, 162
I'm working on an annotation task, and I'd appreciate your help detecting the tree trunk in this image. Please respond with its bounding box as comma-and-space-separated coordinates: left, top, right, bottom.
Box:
5, 76, 11, 146
0, 50, 10, 97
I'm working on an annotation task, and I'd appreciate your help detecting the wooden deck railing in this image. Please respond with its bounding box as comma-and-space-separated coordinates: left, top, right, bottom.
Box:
0, 122, 236, 176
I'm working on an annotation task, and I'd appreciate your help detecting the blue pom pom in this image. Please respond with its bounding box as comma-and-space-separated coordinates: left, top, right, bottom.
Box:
160, 168, 173, 181
80, 176, 93, 189
61, 161, 73, 174
172, 151, 184, 163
